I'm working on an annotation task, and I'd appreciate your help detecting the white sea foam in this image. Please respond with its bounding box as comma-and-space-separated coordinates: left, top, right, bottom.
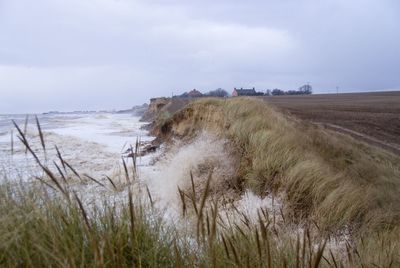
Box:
142, 133, 234, 200
0, 112, 348, 255
0, 113, 282, 227
231, 190, 282, 221
0, 113, 152, 182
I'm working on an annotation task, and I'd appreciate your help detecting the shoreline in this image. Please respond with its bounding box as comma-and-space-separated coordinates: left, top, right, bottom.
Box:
0, 96, 399, 266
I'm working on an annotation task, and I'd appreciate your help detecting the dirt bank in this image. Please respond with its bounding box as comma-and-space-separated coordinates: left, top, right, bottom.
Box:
141, 97, 193, 123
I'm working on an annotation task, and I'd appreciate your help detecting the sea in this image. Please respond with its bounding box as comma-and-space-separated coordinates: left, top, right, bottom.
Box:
0, 112, 153, 182
0, 112, 281, 228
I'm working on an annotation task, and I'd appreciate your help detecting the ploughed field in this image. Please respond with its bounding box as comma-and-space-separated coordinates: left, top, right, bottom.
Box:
262, 91, 400, 155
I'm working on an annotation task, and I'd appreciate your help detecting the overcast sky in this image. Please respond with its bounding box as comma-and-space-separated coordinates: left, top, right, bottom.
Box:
1, 0, 399, 113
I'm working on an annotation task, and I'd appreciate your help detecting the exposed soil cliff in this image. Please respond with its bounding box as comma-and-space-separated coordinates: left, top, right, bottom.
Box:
141, 97, 193, 123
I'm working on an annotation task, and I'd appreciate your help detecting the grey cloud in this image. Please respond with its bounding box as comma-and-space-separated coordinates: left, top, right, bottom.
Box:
0, 0, 399, 113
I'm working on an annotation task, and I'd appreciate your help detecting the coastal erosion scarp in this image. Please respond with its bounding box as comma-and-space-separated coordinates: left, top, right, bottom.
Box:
144, 97, 400, 236
138, 98, 289, 231
137, 97, 367, 256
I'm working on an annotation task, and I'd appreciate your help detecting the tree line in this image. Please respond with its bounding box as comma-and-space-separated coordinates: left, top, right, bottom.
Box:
267, 84, 313, 96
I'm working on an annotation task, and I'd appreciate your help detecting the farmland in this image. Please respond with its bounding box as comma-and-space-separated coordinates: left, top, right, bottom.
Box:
263, 91, 400, 155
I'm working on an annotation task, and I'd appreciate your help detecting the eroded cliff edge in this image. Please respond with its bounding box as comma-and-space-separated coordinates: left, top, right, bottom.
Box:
143, 97, 400, 235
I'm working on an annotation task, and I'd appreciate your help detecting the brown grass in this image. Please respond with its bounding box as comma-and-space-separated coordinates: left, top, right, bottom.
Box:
1, 104, 400, 267
158, 97, 400, 233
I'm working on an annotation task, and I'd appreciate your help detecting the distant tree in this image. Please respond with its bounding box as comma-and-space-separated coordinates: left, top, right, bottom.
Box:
299, 84, 313, 95
271, 89, 285, 96
286, 90, 297, 95
179, 92, 189, 98
207, 88, 229, 97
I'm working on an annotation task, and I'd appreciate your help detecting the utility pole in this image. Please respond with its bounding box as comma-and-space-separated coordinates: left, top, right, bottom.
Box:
336, 86, 339, 95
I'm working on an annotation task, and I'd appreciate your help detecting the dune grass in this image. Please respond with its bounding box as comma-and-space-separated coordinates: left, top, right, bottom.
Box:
1, 171, 399, 267
161, 97, 400, 234
0, 181, 177, 267
1, 100, 400, 267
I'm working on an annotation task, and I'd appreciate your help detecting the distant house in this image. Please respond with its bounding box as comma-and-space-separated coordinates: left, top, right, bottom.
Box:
232, 87, 262, 97
187, 89, 203, 98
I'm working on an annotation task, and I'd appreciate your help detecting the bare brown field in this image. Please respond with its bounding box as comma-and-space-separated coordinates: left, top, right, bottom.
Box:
262, 91, 400, 154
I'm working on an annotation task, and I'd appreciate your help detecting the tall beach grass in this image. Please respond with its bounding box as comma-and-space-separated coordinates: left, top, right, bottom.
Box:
1, 101, 400, 267
158, 97, 400, 233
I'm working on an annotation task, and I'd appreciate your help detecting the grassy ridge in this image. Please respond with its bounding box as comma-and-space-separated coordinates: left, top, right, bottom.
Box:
160, 97, 400, 233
